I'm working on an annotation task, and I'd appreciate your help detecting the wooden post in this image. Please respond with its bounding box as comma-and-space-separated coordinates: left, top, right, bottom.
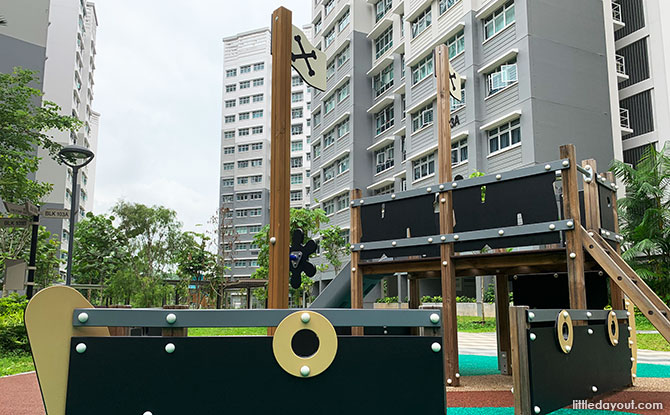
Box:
267, 7, 292, 321
435, 44, 459, 387
509, 306, 531, 415
560, 145, 587, 311
495, 275, 511, 375
606, 171, 626, 310
350, 189, 364, 336
409, 277, 420, 309
581, 159, 600, 231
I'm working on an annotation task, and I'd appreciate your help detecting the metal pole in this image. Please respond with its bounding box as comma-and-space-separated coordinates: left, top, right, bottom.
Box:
26, 211, 39, 298
66, 166, 79, 286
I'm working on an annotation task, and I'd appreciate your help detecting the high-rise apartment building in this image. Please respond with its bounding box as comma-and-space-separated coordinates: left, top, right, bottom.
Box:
220, 27, 312, 279
308, 0, 648, 298
1, 0, 100, 271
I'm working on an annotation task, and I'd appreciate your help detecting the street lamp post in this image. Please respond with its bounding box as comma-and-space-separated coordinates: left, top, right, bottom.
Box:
58, 145, 94, 286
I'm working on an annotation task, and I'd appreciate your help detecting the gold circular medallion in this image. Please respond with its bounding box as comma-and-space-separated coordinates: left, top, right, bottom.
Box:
607, 310, 619, 346
556, 309, 574, 354
272, 311, 338, 378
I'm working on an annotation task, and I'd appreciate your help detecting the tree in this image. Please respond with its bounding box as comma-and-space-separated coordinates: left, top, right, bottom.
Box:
319, 226, 347, 277
0, 226, 61, 290
611, 143, 670, 303
176, 231, 223, 308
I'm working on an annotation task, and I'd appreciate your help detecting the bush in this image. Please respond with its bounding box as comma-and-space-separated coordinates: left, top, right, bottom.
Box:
0, 294, 30, 353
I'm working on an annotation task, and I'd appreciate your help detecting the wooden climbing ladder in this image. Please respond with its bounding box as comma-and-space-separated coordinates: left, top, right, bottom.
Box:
582, 226, 670, 343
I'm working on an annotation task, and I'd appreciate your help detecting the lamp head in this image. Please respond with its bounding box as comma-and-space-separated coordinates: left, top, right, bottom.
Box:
58, 145, 94, 169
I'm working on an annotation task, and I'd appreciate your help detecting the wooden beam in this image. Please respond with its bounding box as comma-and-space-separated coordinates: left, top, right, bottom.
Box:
350, 188, 364, 336
606, 171, 625, 310
495, 275, 511, 375
509, 306, 531, 415
267, 7, 292, 335
560, 144, 587, 310
435, 44, 459, 387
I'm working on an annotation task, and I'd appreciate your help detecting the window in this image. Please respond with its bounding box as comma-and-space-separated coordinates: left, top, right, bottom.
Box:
313, 111, 321, 127
237, 193, 248, 201
290, 190, 303, 201
322, 131, 335, 148
291, 156, 303, 168
412, 104, 433, 132
450, 83, 466, 111
484, 1, 515, 40
324, 164, 335, 181
375, 26, 393, 59
248, 225, 262, 233
337, 155, 349, 174
451, 138, 468, 165
375, 104, 394, 135
252, 110, 263, 119
327, 60, 336, 79
313, 174, 322, 190
222, 194, 233, 202
253, 62, 264, 71
336, 81, 350, 103
400, 177, 407, 191
313, 143, 322, 158
236, 226, 248, 235
240, 65, 251, 73
251, 142, 263, 150
401, 136, 406, 161
252, 126, 263, 134
325, 0, 335, 15
373, 64, 394, 98
411, 7, 431, 39
235, 260, 248, 268
336, 45, 350, 68
240, 80, 250, 89
401, 94, 406, 119
251, 175, 262, 183
224, 131, 235, 139
292, 76, 303, 86
374, 184, 394, 195
253, 78, 264, 87
324, 27, 335, 48
411, 54, 433, 85
222, 177, 234, 186
239, 112, 250, 120
447, 30, 465, 59
292, 92, 304, 102
337, 118, 350, 138
375, 0, 393, 22
488, 118, 520, 153
291, 173, 303, 184
400, 54, 405, 78
225, 84, 236, 92
439, 0, 457, 14
225, 115, 235, 124
238, 177, 249, 185
225, 99, 236, 108
324, 95, 336, 114
375, 143, 395, 173
253, 94, 264, 102
292, 108, 303, 119
324, 199, 335, 215
337, 194, 349, 211
224, 147, 235, 154
314, 18, 322, 34
238, 144, 249, 152
251, 159, 262, 167
239, 128, 249, 136
486, 58, 517, 96
292, 124, 303, 135
226, 69, 237, 77
223, 162, 234, 171
238, 160, 249, 168
412, 153, 435, 181
240, 96, 250, 104
292, 141, 303, 151
337, 10, 350, 32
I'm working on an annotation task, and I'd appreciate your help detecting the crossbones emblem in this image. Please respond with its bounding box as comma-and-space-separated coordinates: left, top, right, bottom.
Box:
292, 34, 317, 76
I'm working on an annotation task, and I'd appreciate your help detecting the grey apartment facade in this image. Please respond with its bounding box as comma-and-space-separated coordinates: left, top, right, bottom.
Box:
308, 0, 618, 297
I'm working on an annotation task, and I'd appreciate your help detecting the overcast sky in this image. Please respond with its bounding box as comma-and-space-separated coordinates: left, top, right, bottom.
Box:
91, 0, 311, 232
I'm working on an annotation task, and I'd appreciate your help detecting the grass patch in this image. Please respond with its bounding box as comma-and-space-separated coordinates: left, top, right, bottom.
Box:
0, 351, 34, 377
457, 316, 496, 333
635, 313, 656, 331
188, 327, 266, 336
637, 333, 670, 352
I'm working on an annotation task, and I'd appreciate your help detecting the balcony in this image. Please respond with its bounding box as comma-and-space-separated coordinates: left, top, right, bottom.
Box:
612, 1, 625, 30
615, 54, 629, 82
619, 108, 633, 135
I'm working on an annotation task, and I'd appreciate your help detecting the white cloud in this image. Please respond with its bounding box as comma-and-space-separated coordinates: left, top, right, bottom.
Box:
91, 0, 311, 232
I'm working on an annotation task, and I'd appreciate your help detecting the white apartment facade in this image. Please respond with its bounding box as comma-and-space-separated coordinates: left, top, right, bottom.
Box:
220, 27, 312, 279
